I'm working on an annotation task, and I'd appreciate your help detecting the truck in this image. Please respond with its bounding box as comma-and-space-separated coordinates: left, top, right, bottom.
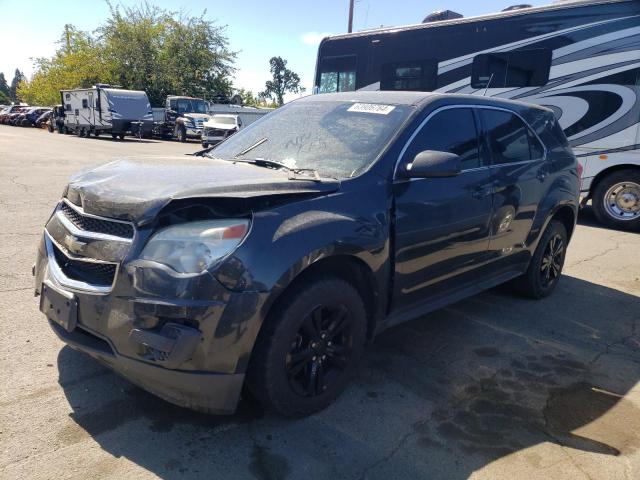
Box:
314, 0, 640, 230
201, 105, 273, 147
152, 96, 210, 142
60, 85, 154, 139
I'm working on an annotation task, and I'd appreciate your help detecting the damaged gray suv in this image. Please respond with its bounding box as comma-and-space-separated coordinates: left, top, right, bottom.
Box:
35, 91, 580, 416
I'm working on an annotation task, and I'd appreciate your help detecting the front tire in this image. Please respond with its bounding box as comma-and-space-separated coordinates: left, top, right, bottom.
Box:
247, 277, 367, 417
514, 220, 568, 299
592, 169, 640, 232
175, 125, 186, 142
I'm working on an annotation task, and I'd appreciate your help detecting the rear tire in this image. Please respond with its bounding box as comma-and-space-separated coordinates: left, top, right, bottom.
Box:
118, 132, 125, 140
513, 220, 568, 299
201, 142, 209, 148
247, 277, 367, 417
592, 169, 640, 232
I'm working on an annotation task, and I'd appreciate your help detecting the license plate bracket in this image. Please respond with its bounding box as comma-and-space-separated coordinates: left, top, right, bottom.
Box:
40, 281, 78, 332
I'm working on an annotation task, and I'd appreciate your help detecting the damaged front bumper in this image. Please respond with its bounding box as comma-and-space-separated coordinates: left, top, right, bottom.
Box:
34, 201, 266, 414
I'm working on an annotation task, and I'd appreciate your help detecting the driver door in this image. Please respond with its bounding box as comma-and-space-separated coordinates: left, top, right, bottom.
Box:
391, 106, 493, 314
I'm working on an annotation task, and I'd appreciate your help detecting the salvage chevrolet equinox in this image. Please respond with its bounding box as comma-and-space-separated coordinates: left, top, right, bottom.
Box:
35, 92, 580, 416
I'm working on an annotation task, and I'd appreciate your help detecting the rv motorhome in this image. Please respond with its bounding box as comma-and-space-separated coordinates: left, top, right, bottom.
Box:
314, 0, 640, 230
60, 85, 153, 139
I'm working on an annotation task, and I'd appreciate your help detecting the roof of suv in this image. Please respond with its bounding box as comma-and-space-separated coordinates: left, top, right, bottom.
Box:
295, 91, 553, 114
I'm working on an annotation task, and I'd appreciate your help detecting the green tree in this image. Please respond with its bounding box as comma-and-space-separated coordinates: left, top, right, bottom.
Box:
0, 90, 9, 104
0, 73, 10, 99
260, 56, 305, 106
9, 69, 25, 102
99, 2, 236, 106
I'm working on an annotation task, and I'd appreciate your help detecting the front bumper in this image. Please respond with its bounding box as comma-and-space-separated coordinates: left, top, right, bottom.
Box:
185, 126, 202, 138
35, 216, 266, 414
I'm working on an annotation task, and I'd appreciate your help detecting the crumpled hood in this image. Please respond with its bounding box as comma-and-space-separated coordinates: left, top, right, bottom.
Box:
65, 156, 340, 225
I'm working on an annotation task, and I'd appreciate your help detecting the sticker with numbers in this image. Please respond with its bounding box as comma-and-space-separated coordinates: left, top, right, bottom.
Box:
347, 103, 396, 115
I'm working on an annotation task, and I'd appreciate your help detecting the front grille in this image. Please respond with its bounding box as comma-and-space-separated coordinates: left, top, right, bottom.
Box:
51, 241, 116, 287
204, 127, 226, 136
61, 202, 134, 239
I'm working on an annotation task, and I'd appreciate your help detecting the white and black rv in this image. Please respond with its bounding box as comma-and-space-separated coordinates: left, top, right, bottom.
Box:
60, 85, 153, 139
314, 0, 640, 230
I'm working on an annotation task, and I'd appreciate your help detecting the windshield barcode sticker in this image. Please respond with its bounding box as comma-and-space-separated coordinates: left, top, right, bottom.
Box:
347, 103, 395, 115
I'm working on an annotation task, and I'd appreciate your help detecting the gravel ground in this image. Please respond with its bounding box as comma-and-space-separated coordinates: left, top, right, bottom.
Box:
1, 125, 639, 480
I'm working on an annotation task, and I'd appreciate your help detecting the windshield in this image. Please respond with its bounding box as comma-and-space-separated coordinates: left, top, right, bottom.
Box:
208, 100, 413, 178
210, 116, 236, 125
176, 98, 207, 114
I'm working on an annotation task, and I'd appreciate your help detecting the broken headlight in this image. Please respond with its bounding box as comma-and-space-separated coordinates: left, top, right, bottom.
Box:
140, 220, 249, 274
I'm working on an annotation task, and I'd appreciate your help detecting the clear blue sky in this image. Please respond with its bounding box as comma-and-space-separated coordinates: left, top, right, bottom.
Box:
0, 0, 548, 98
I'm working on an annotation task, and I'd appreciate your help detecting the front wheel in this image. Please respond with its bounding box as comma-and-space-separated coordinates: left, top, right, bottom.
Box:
592, 169, 640, 232
247, 277, 367, 417
201, 142, 209, 148
513, 220, 568, 299
175, 125, 186, 142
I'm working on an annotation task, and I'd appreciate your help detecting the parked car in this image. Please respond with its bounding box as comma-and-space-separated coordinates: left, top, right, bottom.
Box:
19, 107, 51, 127
0, 105, 27, 124
34, 92, 579, 417
7, 108, 28, 125
35, 110, 53, 128
201, 114, 242, 147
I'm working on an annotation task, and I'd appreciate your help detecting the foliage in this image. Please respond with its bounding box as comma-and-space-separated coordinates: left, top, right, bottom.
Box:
17, 2, 236, 107
0, 73, 10, 98
0, 90, 9, 104
260, 56, 305, 106
9, 69, 26, 102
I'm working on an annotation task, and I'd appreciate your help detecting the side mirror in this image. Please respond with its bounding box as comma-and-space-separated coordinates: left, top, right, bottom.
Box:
403, 150, 461, 178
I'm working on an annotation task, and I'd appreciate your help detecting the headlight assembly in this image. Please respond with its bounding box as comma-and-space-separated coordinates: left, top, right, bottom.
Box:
140, 219, 249, 274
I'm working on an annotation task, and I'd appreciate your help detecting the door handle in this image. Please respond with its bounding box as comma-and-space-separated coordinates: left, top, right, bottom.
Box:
473, 185, 493, 199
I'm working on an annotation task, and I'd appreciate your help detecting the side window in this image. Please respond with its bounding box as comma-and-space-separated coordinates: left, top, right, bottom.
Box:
169, 99, 178, 110
405, 108, 481, 170
318, 55, 356, 93
82, 99, 89, 108
65, 104, 71, 112
471, 48, 551, 89
480, 109, 544, 164
381, 60, 437, 91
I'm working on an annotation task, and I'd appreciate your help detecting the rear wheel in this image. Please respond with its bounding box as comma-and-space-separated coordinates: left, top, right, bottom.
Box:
592, 169, 640, 232
513, 220, 567, 299
247, 277, 367, 417
118, 132, 125, 140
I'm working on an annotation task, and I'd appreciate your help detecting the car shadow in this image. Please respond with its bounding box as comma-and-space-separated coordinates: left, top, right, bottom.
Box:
57, 275, 640, 479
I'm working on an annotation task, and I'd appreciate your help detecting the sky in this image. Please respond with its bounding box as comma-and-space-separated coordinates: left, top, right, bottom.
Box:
0, 0, 549, 99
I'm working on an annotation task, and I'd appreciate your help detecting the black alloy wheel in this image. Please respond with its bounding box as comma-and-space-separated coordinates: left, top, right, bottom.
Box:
247, 277, 366, 416
286, 304, 354, 398
539, 233, 564, 289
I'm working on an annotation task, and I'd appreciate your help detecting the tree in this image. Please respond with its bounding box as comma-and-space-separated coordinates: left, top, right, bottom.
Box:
260, 56, 305, 106
9, 69, 25, 102
0, 73, 10, 99
0, 90, 9, 104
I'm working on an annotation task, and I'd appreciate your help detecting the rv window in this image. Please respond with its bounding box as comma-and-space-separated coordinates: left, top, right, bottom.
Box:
65, 93, 70, 100
381, 61, 437, 91
65, 104, 71, 112
318, 55, 356, 93
82, 99, 89, 109
404, 108, 481, 170
480, 109, 543, 164
471, 49, 551, 89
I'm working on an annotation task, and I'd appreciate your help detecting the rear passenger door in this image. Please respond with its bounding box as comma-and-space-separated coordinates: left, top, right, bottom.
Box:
479, 108, 548, 264
392, 107, 493, 312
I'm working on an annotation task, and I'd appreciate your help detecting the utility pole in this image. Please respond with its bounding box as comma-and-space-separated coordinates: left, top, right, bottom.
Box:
348, 0, 354, 33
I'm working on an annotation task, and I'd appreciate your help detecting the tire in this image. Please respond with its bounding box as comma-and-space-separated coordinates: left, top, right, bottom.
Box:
94, 130, 100, 137
247, 276, 367, 417
118, 133, 125, 140
591, 169, 640, 232
175, 125, 186, 142
513, 220, 568, 299
48, 122, 54, 133
76, 128, 83, 137
201, 142, 209, 148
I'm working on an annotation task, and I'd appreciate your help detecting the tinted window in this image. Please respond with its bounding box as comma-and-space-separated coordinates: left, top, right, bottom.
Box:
318, 56, 356, 93
405, 108, 481, 170
82, 99, 89, 108
381, 60, 437, 91
481, 109, 544, 164
471, 49, 551, 88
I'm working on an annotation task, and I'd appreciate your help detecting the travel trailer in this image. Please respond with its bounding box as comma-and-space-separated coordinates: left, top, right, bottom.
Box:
314, 0, 640, 230
60, 85, 153, 139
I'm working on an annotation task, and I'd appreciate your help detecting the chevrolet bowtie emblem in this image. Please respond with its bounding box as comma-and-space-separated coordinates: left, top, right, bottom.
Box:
64, 234, 87, 254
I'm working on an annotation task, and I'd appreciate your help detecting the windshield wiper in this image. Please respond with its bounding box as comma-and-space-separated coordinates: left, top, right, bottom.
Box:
234, 137, 268, 158
230, 158, 334, 182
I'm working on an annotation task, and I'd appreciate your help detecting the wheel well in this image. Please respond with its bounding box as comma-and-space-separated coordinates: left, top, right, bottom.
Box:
268, 255, 379, 339
551, 205, 576, 240
588, 164, 640, 196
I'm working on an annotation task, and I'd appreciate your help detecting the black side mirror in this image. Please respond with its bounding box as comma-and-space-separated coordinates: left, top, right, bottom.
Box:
403, 150, 461, 178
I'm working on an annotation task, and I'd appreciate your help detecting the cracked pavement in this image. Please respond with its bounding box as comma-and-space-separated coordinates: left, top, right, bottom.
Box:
1, 126, 639, 480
